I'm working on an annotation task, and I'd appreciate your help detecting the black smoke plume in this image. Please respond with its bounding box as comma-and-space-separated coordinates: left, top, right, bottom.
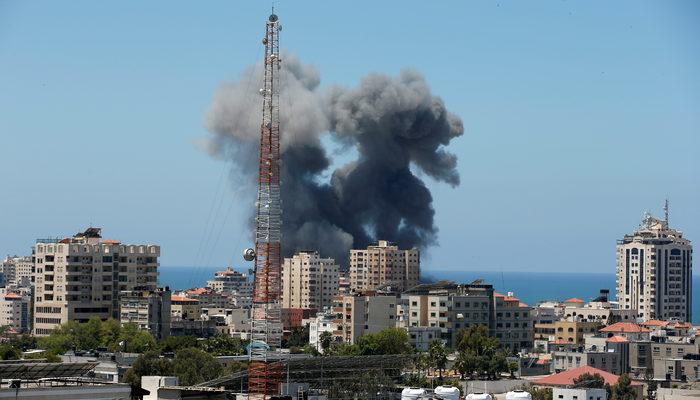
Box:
205, 54, 463, 265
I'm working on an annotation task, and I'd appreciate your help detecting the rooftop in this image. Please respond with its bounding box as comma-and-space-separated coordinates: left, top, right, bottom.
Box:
533, 365, 642, 387
600, 322, 650, 333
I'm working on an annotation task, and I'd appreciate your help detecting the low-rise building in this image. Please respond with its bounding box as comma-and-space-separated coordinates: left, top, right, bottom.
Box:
599, 322, 651, 341
534, 320, 602, 344
308, 311, 338, 353
0, 289, 31, 333
553, 387, 607, 400
170, 295, 201, 320
407, 326, 443, 351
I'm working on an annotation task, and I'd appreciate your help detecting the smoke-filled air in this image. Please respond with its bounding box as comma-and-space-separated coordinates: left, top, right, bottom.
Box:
204, 54, 463, 265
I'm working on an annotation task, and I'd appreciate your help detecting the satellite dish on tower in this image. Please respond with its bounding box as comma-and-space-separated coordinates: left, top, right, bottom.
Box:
269, 13, 278, 22
243, 248, 256, 262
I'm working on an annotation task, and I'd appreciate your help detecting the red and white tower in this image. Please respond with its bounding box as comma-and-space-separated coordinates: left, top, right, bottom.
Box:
247, 9, 283, 399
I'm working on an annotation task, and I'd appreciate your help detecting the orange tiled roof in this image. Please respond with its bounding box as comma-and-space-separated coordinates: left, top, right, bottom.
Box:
171, 295, 199, 303
600, 322, 650, 333
101, 239, 121, 244
185, 288, 209, 295
533, 365, 642, 387
4, 293, 22, 300
606, 335, 629, 343
564, 298, 584, 303
642, 320, 669, 327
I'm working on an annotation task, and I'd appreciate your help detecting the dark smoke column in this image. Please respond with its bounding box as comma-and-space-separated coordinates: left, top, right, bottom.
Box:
248, 10, 283, 400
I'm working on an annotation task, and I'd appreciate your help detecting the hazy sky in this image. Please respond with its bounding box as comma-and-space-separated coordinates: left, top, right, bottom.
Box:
1, 1, 698, 276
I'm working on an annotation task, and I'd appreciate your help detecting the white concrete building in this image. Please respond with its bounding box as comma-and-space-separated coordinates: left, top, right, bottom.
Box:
332, 293, 398, 344
616, 207, 693, 321
307, 312, 337, 352
282, 251, 339, 310
553, 388, 607, 400
33, 227, 159, 335
350, 240, 420, 293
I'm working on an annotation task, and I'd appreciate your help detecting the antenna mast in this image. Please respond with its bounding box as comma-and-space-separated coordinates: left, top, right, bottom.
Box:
664, 198, 669, 226
248, 8, 283, 399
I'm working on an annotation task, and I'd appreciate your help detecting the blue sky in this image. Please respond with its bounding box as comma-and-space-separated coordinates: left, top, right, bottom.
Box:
1, 1, 698, 275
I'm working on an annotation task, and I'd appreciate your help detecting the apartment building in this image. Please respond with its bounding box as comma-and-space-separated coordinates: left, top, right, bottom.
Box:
308, 311, 338, 353
1, 255, 34, 287
495, 292, 534, 352
33, 227, 159, 335
402, 281, 495, 347
332, 293, 398, 344
206, 267, 253, 308
350, 240, 420, 293
616, 209, 693, 321
170, 295, 201, 320
282, 251, 339, 310
0, 289, 31, 333
534, 320, 602, 344
119, 288, 171, 340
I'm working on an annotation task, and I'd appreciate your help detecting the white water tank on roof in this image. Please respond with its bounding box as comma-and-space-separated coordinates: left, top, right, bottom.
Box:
402, 387, 427, 400
435, 386, 460, 400
466, 393, 493, 400
506, 390, 532, 400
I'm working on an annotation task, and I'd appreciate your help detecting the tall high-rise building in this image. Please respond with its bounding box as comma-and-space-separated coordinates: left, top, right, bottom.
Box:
616, 206, 693, 322
349, 240, 420, 293
33, 227, 159, 335
282, 251, 339, 310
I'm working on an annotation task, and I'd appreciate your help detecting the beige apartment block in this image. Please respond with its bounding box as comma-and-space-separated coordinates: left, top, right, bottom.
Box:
350, 240, 420, 293
616, 209, 693, 321
119, 288, 171, 340
33, 227, 159, 335
282, 251, 339, 310
332, 293, 398, 344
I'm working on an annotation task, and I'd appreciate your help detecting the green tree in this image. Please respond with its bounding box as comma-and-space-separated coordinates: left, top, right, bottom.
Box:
99, 318, 122, 348
508, 361, 519, 378
25, 350, 62, 362
454, 350, 478, 379
0, 344, 21, 360
428, 340, 448, 380
172, 348, 223, 386
117, 323, 156, 353
612, 374, 637, 400
319, 331, 333, 351
456, 325, 499, 356
355, 328, 413, 355
487, 352, 508, 380
158, 335, 199, 353
531, 387, 553, 400
122, 351, 173, 385
574, 372, 606, 388
199, 333, 245, 356
283, 325, 309, 348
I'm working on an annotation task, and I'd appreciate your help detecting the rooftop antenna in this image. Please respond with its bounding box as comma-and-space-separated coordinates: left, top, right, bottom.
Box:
664, 198, 669, 226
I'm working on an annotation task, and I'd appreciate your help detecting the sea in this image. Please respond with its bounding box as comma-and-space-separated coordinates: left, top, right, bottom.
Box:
159, 266, 700, 324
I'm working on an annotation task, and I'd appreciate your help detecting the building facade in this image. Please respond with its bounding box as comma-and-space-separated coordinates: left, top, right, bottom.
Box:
332, 293, 398, 344
282, 251, 339, 310
616, 210, 693, 321
206, 267, 253, 308
349, 240, 420, 293
119, 288, 171, 340
402, 282, 495, 348
33, 227, 159, 335
494, 292, 534, 353
0, 289, 31, 333
1, 255, 34, 287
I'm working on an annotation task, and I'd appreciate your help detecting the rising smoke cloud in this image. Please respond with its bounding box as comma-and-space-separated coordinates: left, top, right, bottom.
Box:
205, 54, 463, 265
